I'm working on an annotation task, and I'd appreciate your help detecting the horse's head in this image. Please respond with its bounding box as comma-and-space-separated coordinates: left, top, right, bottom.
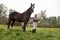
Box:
30, 3, 35, 13
41, 10, 46, 19
37, 10, 46, 19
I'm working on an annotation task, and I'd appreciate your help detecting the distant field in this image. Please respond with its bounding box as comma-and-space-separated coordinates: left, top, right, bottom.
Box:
0, 24, 60, 40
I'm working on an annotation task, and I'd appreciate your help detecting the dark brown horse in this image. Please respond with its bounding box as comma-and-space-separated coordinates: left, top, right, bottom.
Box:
7, 3, 35, 32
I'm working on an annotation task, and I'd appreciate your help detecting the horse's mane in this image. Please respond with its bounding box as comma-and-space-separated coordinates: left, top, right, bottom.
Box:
22, 5, 31, 14
11, 5, 31, 15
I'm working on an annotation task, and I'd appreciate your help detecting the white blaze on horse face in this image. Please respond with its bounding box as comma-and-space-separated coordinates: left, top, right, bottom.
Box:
31, 6, 34, 12
42, 11, 46, 17
31, 4, 34, 12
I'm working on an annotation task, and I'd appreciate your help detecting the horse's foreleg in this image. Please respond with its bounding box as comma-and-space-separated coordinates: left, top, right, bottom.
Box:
22, 22, 27, 32
11, 21, 15, 30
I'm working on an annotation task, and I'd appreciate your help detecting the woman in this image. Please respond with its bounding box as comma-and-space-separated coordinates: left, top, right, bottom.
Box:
32, 14, 39, 33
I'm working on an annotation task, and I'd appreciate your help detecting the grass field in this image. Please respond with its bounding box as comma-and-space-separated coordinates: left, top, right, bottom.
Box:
0, 24, 60, 40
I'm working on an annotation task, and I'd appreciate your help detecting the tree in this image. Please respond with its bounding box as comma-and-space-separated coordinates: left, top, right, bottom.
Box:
0, 4, 3, 16
48, 16, 57, 25
0, 4, 7, 24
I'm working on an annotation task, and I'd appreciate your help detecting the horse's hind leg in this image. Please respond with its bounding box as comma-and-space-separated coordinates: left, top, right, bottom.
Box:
11, 20, 15, 30
22, 22, 27, 32
7, 19, 11, 30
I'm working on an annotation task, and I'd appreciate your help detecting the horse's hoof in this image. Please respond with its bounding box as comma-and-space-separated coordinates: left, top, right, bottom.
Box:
32, 29, 36, 33
22, 30, 26, 32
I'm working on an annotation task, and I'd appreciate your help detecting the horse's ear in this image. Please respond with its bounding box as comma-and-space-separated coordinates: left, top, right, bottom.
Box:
33, 3, 35, 6
44, 10, 46, 12
31, 3, 32, 5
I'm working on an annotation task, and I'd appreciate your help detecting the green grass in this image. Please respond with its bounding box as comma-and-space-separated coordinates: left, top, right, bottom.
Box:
0, 24, 60, 40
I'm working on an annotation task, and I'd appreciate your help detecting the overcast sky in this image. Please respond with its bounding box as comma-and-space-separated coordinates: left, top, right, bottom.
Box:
0, 0, 60, 17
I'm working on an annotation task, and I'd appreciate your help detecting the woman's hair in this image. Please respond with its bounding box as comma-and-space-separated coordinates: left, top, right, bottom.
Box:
35, 14, 37, 18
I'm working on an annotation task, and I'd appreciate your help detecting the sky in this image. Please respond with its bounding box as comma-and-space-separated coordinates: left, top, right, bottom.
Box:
0, 0, 60, 17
